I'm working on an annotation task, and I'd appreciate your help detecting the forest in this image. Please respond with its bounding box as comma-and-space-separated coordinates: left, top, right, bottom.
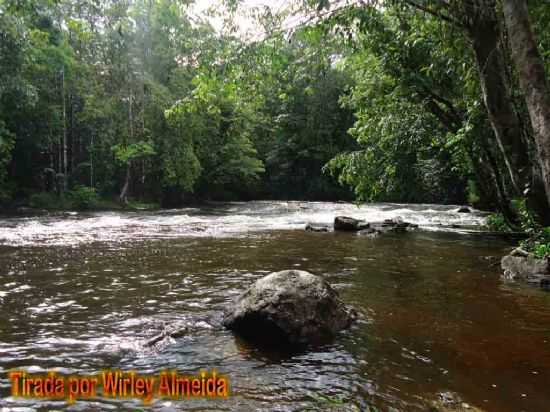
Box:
3, 2, 550, 410
0, 0, 549, 229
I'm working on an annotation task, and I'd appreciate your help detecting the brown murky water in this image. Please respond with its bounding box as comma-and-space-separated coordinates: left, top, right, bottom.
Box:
0, 202, 549, 411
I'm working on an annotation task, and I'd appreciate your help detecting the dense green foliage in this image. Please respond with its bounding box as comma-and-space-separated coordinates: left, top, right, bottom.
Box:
522, 228, 550, 259
1, 0, 549, 223
0, 0, 356, 207
326, 11, 471, 203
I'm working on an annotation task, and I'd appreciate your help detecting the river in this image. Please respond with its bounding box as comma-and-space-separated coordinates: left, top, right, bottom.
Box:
0, 201, 549, 411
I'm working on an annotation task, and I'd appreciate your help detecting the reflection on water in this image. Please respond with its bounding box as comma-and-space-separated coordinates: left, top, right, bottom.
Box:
0, 202, 549, 411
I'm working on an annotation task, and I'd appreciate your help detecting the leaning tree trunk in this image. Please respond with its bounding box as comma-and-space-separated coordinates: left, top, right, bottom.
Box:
502, 0, 550, 221
467, 16, 530, 196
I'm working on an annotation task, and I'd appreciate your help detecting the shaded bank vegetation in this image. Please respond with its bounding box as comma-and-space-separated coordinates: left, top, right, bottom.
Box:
0, 0, 549, 232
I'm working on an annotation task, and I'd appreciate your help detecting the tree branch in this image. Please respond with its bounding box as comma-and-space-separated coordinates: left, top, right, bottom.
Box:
401, 0, 465, 28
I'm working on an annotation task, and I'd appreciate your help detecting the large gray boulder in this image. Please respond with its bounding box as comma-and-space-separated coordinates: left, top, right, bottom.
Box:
501, 254, 550, 284
222, 270, 356, 345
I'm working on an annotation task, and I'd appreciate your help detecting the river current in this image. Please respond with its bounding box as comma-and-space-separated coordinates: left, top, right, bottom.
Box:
0, 201, 549, 411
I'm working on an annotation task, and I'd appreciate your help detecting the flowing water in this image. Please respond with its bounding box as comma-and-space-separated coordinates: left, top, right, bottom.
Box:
0, 201, 549, 411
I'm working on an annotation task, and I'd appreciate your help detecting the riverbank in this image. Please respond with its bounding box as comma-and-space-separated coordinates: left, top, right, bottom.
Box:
3, 192, 161, 215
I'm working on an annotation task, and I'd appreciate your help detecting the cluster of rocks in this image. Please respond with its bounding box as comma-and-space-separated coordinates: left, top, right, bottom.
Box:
501, 247, 550, 288
306, 216, 418, 237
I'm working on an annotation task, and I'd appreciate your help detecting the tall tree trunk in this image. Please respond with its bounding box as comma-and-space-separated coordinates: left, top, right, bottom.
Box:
119, 163, 131, 205
129, 88, 134, 142
61, 66, 68, 192
70, 92, 75, 174
467, 16, 530, 195
502, 0, 550, 222
90, 133, 94, 189
120, 88, 134, 205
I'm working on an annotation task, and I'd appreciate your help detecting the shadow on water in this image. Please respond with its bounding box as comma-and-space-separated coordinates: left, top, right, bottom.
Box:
230, 334, 315, 364
0, 202, 549, 411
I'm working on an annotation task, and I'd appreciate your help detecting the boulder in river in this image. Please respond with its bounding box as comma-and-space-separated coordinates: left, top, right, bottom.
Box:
222, 270, 356, 345
501, 253, 550, 285
334, 216, 370, 231
456, 206, 471, 213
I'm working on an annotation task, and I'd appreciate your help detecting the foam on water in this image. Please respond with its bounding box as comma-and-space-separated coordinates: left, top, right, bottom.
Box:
0, 201, 486, 246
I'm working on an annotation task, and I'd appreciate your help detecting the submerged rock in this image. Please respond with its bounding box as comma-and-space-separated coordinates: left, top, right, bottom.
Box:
144, 326, 188, 347
358, 217, 418, 236
501, 254, 550, 285
456, 206, 472, 213
509, 247, 529, 257
357, 227, 380, 238
222, 270, 356, 345
334, 216, 370, 231
379, 217, 418, 231
432, 391, 483, 411
305, 223, 330, 232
